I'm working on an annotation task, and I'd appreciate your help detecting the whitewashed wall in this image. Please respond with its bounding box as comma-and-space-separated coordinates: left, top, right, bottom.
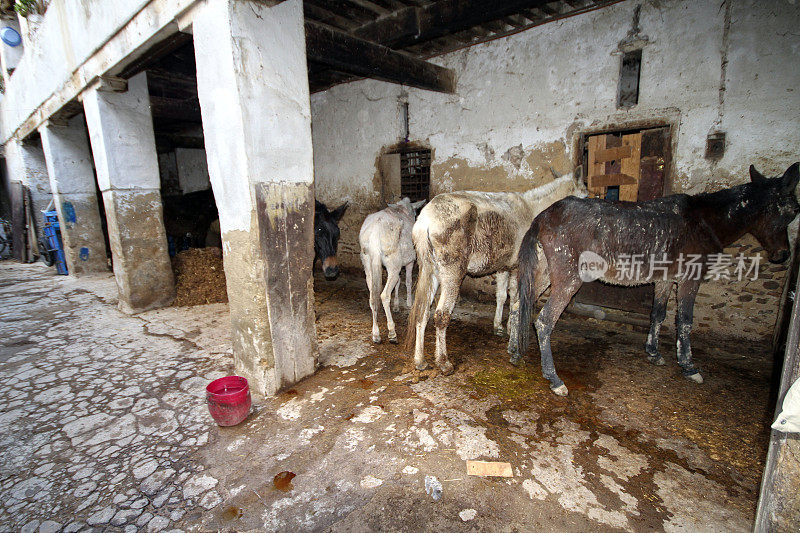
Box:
312, 0, 800, 206
0, 0, 196, 143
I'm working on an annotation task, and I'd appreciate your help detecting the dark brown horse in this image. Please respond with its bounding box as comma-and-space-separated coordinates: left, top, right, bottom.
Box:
516, 163, 800, 396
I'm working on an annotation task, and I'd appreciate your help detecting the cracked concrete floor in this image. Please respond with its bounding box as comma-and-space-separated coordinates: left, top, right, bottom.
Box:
0, 262, 773, 532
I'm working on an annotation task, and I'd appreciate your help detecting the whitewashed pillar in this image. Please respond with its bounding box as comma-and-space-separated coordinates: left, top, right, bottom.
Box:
193, 0, 318, 395
39, 115, 109, 275
82, 71, 175, 313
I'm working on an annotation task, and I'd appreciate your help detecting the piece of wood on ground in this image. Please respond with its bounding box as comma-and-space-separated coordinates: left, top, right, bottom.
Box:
466, 460, 513, 477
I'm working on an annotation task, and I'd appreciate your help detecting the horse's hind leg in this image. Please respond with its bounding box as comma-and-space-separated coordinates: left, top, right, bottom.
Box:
506, 273, 520, 354
645, 281, 672, 366
675, 279, 703, 383
392, 268, 400, 312
413, 271, 439, 371
535, 276, 581, 396
433, 278, 461, 375
381, 265, 402, 344
361, 252, 381, 343
405, 262, 414, 308
493, 271, 509, 336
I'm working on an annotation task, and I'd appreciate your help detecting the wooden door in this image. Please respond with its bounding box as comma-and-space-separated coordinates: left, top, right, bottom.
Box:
10, 181, 25, 262
575, 128, 671, 316
586, 132, 642, 201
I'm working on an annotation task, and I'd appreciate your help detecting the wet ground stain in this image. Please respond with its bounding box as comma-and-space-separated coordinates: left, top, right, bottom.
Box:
313, 271, 774, 520
273, 471, 296, 492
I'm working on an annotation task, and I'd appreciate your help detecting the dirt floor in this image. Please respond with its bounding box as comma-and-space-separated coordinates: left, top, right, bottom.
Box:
303, 271, 774, 531
0, 263, 776, 532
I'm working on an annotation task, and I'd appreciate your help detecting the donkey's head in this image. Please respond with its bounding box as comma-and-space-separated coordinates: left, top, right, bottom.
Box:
748, 163, 800, 263
315, 200, 348, 280
393, 197, 427, 219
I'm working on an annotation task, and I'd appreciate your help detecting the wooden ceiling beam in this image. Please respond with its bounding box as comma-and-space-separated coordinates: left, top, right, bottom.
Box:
343, 0, 392, 16
482, 20, 508, 34
303, 3, 359, 31
305, 0, 376, 25
351, 0, 555, 49
503, 15, 528, 28
117, 32, 193, 80
519, 8, 545, 22
538, 3, 561, 16
305, 21, 455, 93
359, 0, 409, 10
154, 133, 205, 150
353, 6, 419, 45
149, 96, 202, 122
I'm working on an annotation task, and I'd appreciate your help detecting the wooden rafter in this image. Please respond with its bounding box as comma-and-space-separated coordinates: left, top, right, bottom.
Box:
349, 0, 557, 49
305, 0, 377, 25
305, 21, 456, 93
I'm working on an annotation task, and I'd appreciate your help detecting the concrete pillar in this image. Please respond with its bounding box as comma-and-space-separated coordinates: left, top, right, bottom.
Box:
82, 71, 175, 313
39, 115, 109, 275
194, 0, 318, 395
5, 137, 52, 236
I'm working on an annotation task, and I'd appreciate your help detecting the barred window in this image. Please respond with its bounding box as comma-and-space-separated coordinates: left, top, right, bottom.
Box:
399, 148, 431, 203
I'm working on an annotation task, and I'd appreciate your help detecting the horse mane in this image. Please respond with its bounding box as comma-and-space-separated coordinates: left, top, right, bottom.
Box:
522, 174, 576, 201
688, 182, 766, 210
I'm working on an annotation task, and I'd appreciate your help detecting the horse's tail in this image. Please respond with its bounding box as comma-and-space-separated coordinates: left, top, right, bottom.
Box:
369, 250, 383, 311
517, 221, 541, 355
405, 224, 434, 353
359, 219, 383, 313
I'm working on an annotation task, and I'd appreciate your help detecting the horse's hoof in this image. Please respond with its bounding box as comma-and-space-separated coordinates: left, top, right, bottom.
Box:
647, 354, 666, 366
494, 327, 506, 337
551, 384, 569, 396
438, 361, 455, 376
388, 336, 399, 345
509, 354, 522, 366
371, 336, 381, 344
685, 372, 704, 384
415, 362, 429, 371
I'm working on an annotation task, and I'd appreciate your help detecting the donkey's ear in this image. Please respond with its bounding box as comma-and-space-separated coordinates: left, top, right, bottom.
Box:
411, 200, 426, 214
331, 202, 349, 222
315, 200, 326, 212
781, 162, 800, 193
750, 165, 767, 183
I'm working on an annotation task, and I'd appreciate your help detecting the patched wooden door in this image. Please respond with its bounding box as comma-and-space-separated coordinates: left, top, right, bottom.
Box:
575, 127, 671, 316
586, 132, 642, 201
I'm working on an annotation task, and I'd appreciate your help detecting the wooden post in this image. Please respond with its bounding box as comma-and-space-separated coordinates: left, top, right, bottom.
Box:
755, 260, 800, 531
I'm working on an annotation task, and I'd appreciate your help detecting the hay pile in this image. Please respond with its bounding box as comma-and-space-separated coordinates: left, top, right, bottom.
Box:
171, 247, 228, 306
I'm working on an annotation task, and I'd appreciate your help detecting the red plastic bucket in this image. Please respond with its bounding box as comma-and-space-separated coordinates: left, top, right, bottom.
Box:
206, 376, 251, 426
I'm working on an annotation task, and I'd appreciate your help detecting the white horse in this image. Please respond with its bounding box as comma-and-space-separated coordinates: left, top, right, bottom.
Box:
406, 174, 586, 374
360, 198, 426, 344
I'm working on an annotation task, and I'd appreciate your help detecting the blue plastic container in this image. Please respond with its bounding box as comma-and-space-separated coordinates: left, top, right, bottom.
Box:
43, 210, 68, 275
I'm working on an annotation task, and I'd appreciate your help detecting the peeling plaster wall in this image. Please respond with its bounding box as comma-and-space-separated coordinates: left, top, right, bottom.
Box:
310, 0, 800, 341
5, 138, 52, 235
